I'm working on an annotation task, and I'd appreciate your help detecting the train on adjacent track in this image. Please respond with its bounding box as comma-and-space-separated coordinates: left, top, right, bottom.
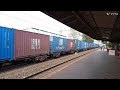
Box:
0, 26, 99, 67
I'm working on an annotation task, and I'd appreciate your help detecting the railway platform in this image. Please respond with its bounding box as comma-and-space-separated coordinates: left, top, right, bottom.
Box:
48, 49, 120, 79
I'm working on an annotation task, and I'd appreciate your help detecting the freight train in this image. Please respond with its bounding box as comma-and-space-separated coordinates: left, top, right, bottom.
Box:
0, 26, 99, 67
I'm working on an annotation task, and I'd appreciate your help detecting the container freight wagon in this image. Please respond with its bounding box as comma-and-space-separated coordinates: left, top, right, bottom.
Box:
66, 39, 75, 54
86, 42, 88, 49
88, 42, 91, 49
0, 26, 50, 63
14, 29, 50, 62
92, 43, 96, 48
90, 43, 93, 49
93, 43, 95, 48
0, 26, 14, 62
50, 36, 67, 58
92, 43, 95, 48
81, 41, 85, 51
94, 44, 99, 48
93, 43, 97, 48
97, 44, 99, 47
91, 43, 94, 49
88, 43, 91, 49
80, 41, 83, 50
84, 42, 88, 50
75, 39, 82, 52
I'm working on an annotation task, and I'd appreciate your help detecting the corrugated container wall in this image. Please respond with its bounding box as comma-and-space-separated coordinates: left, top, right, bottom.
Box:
0, 26, 14, 61
94, 44, 96, 47
92, 43, 94, 47
81, 41, 85, 48
88, 42, 91, 48
75, 40, 82, 50
86, 42, 89, 48
90, 43, 92, 47
50, 36, 67, 53
84, 42, 87, 48
66, 39, 75, 51
95, 44, 96, 47
14, 29, 50, 58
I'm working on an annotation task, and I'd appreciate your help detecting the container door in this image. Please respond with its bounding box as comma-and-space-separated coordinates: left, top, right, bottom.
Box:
0, 27, 14, 60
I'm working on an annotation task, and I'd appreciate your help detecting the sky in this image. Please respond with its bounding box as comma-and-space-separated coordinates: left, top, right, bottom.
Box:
0, 11, 101, 44
0, 11, 71, 37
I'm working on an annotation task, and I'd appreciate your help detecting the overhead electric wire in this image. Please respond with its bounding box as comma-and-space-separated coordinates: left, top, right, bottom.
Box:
0, 12, 66, 37
20, 11, 68, 30
0, 12, 57, 31
31, 27, 66, 37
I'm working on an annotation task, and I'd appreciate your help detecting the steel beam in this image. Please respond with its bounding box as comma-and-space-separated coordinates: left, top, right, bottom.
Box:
66, 20, 78, 25
89, 11, 102, 38
72, 11, 99, 39
60, 15, 74, 21
110, 11, 120, 39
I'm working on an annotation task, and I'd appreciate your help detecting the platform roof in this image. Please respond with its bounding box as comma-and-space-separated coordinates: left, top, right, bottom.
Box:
43, 11, 120, 43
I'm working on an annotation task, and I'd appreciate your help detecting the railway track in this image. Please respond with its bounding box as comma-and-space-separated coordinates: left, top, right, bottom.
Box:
0, 48, 98, 79
0, 57, 51, 73
24, 48, 98, 79
0, 53, 75, 73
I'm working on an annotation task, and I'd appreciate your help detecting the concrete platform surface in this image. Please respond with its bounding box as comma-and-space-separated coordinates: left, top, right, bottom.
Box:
48, 49, 120, 79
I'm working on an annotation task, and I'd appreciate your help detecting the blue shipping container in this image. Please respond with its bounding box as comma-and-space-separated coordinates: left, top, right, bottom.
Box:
92, 43, 94, 47
50, 36, 67, 54
94, 44, 97, 47
89, 43, 92, 47
81, 41, 83, 48
0, 26, 14, 61
75, 39, 82, 50
93, 43, 95, 47
81, 41, 85, 48
84, 42, 87, 48
87, 42, 89, 48
94, 43, 95, 47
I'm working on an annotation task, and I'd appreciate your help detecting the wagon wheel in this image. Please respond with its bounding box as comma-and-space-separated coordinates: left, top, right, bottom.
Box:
34, 56, 45, 62
44, 55, 48, 61
39, 56, 44, 62
33, 57, 40, 63
40, 55, 48, 61
58, 53, 61, 57
53, 53, 56, 58
24, 58, 29, 63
